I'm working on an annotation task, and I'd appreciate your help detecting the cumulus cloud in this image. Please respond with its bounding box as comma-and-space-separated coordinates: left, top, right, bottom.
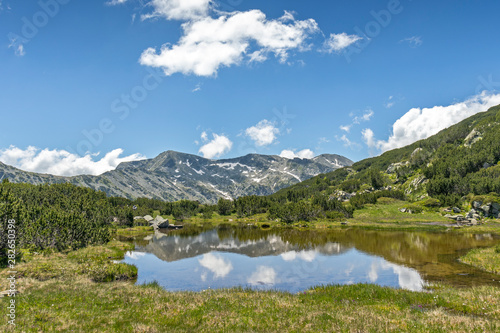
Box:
247, 266, 277, 286
139, 9, 319, 76
245, 120, 280, 146
280, 149, 314, 159
0, 146, 145, 177
198, 133, 232, 159
323, 33, 362, 53
199, 253, 233, 278
142, 0, 211, 21
363, 92, 500, 152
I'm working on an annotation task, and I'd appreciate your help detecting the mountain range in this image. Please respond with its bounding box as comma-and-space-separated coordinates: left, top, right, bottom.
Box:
0, 151, 352, 203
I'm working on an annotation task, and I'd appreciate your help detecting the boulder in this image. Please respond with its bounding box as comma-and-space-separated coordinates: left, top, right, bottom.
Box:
468, 219, 478, 226
411, 148, 423, 158
472, 201, 483, 209
480, 205, 491, 216
150, 215, 169, 229
464, 129, 482, 147
452, 207, 461, 213
491, 202, 500, 211
483, 162, 493, 169
143, 215, 154, 222
399, 208, 407, 213
445, 215, 465, 221
386, 162, 409, 174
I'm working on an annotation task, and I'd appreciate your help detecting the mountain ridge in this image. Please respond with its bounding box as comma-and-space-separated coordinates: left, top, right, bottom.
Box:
0, 151, 353, 203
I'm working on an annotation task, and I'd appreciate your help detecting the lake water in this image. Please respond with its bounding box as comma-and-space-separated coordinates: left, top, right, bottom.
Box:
121, 225, 500, 293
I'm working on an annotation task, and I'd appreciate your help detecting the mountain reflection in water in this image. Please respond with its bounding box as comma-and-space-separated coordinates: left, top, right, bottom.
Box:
121, 225, 500, 293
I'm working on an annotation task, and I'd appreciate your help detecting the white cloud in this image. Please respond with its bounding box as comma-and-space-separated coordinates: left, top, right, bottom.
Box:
247, 266, 277, 286
340, 125, 351, 133
385, 96, 395, 109
198, 133, 232, 159
380, 261, 423, 291
340, 109, 374, 134
353, 109, 374, 124
363, 92, 500, 152
324, 33, 362, 53
192, 83, 202, 92
400, 36, 423, 48
280, 250, 317, 262
106, 0, 128, 5
336, 134, 360, 149
139, 10, 319, 76
280, 149, 314, 159
0, 146, 146, 177
245, 120, 279, 146
125, 251, 146, 260
8, 38, 25, 57
361, 128, 376, 148
198, 253, 233, 278
142, 0, 211, 21
200, 131, 208, 142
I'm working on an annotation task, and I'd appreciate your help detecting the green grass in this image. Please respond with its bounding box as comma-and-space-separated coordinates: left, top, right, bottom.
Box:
2, 224, 500, 331
1, 275, 499, 332
460, 245, 500, 275
351, 199, 449, 224
146, 199, 500, 233
3, 240, 137, 283
114, 226, 154, 239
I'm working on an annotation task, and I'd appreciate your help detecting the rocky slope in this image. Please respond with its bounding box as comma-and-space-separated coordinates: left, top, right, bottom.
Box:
0, 151, 352, 203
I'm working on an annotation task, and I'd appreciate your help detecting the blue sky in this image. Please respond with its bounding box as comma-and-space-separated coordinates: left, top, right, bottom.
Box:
1, 0, 500, 176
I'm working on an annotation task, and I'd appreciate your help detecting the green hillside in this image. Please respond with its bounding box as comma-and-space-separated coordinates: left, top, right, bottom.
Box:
273, 104, 500, 207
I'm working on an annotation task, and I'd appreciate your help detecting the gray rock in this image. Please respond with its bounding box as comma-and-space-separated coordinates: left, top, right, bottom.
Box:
480, 205, 491, 214
472, 201, 483, 209
468, 219, 478, 226
150, 215, 169, 229
386, 162, 410, 174
483, 162, 493, 169
143, 215, 154, 222
491, 202, 500, 211
464, 129, 482, 147
411, 148, 423, 158
399, 208, 407, 213
452, 207, 461, 213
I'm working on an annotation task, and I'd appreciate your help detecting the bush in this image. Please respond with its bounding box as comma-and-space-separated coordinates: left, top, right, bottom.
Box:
421, 198, 441, 208
402, 204, 423, 214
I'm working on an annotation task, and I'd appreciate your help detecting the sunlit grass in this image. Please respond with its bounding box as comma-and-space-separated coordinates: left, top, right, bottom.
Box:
460, 246, 500, 275
1, 275, 499, 332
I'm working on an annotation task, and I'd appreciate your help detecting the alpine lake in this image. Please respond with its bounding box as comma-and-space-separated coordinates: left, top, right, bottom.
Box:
119, 225, 500, 293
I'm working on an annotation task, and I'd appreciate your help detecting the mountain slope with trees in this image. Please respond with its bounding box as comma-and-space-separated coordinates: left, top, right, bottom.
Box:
269, 104, 500, 214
